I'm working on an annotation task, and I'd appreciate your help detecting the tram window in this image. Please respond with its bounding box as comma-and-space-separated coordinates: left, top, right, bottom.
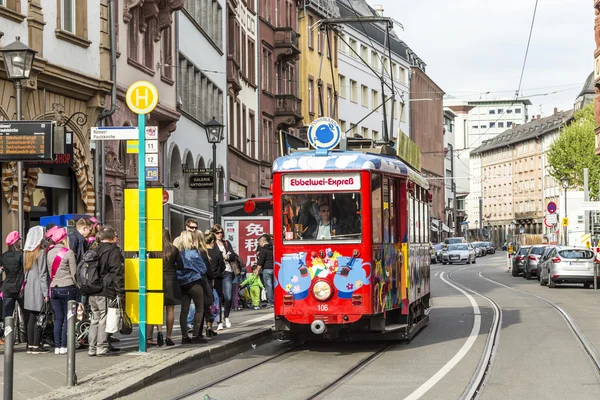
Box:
280, 193, 362, 242
383, 178, 390, 242
409, 195, 415, 243
372, 174, 382, 243
389, 178, 397, 242
424, 201, 430, 243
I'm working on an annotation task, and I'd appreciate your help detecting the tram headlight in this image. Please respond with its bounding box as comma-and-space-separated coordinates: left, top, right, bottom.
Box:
313, 281, 333, 301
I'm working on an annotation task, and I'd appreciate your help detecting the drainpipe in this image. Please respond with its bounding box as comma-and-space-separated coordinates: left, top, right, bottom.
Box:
96, 0, 117, 223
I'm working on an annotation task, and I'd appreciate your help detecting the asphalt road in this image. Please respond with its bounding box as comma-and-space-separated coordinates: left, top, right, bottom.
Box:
126, 253, 600, 400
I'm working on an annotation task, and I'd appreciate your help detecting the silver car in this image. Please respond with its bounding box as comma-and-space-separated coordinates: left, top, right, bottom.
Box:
523, 245, 547, 280
442, 244, 476, 265
539, 247, 598, 288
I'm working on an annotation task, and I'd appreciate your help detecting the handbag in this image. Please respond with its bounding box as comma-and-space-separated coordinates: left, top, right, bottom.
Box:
106, 297, 121, 334
120, 308, 133, 336
36, 302, 52, 330
19, 270, 29, 299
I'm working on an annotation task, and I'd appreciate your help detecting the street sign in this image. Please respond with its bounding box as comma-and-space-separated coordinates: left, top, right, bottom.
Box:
125, 81, 159, 115
0, 121, 53, 161
547, 201, 557, 214
125, 80, 160, 353
145, 153, 159, 167
519, 227, 524, 234
91, 126, 138, 140
562, 217, 569, 226
145, 126, 158, 140
145, 139, 159, 153
189, 174, 214, 189
182, 167, 213, 174
546, 214, 558, 225
146, 167, 159, 181
162, 189, 171, 205
581, 201, 600, 211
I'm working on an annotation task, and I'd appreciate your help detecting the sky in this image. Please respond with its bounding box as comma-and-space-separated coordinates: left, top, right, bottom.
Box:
374, 0, 595, 117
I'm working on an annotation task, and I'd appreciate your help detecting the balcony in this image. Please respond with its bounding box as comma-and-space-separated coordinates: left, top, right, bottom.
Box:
274, 94, 303, 129
274, 27, 301, 63
227, 56, 242, 94
515, 211, 539, 221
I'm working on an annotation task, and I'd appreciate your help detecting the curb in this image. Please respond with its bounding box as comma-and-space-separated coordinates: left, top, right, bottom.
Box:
37, 327, 274, 400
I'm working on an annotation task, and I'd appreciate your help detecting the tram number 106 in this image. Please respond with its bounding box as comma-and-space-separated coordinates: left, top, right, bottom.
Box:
317, 304, 328, 311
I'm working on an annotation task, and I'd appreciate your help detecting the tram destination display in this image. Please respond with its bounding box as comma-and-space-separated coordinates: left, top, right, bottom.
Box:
0, 121, 53, 161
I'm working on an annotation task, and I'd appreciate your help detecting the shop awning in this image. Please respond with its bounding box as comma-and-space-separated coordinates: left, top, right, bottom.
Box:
431, 219, 440, 232
442, 223, 451, 233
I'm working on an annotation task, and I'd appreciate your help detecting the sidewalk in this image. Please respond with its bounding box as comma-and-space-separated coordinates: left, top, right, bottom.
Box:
0, 308, 274, 400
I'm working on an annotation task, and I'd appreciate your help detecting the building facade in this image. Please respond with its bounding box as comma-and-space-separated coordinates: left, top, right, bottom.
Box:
0, 0, 112, 246
226, 0, 261, 199
410, 67, 445, 229
336, 0, 410, 142
297, 0, 339, 133
258, 0, 302, 193
470, 109, 574, 245
100, 0, 182, 238
165, 0, 227, 233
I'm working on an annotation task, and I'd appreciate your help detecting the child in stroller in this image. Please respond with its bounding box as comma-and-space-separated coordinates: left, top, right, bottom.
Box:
236, 270, 254, 309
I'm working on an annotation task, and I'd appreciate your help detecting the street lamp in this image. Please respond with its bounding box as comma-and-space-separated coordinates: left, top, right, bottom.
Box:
205, 116, 225, 224
0, 37, 37, 239
561, 176, 570, 245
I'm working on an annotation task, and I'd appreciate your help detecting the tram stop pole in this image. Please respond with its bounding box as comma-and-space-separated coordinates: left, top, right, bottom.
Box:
4, 316, 15, 400
67, 300, 78, 386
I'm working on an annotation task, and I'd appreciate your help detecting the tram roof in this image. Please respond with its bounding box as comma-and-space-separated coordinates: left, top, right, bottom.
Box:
273, 150, 429, 188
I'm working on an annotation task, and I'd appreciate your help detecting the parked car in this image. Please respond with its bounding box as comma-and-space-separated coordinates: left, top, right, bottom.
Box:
485, 242, 496, 254
511, 246, 531, 277
442, 243, 476, 265
433, 243, 443, 263
539, 247, 598, 288
537, 246, 556, 283
471, 242, 487, 257
523, 245, 547, 280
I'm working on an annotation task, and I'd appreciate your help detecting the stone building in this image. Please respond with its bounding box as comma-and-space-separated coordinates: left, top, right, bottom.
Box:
0, 0, 112, 245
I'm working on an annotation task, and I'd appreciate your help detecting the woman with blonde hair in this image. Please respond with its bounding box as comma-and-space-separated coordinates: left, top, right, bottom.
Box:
176, 231, 208, 344
23, 226, 50, 353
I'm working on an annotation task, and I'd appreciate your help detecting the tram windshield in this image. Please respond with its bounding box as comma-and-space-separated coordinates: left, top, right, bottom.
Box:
281, 193, 362, 242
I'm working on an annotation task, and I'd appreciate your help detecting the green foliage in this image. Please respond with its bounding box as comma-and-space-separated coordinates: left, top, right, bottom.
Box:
547, 103, 600, 199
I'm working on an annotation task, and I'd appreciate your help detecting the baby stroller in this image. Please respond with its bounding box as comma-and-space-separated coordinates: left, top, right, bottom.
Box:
237, 270, 255, 309
74, 302, 91, 349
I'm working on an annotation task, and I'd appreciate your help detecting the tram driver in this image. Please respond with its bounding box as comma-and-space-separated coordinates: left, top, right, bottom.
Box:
307, 203, 340, 240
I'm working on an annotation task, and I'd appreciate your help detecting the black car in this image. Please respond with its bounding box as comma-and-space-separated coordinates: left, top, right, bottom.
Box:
485, 242, 496, 254
511, 246, 531, 277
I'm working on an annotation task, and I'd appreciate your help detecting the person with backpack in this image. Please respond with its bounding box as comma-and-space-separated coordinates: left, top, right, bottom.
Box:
68, 218, 92, 264
23, 226, 50, 354
47, 228, 78, 355
88, 226, 123, 356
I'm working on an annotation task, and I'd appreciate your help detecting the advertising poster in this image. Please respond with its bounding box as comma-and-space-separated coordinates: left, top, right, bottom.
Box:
223, 217, 272, 272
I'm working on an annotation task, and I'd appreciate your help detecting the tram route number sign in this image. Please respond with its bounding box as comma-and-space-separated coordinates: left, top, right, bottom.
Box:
0, 121, 53, 161
189, 174, 214, 189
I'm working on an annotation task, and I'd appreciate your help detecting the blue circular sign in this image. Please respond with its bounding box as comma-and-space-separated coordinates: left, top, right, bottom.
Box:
547, 201, 557, 214
307, 117, 342, 150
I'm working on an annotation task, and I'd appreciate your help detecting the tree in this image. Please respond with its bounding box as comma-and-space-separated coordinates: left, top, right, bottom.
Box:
547, 103, 600, 200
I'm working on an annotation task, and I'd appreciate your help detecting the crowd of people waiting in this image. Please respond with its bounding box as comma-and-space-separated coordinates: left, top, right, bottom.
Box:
0, 216, 275, 353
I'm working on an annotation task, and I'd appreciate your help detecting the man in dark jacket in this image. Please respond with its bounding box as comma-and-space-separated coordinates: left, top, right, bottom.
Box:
91, 226, 124, 356
255, 234, 274, 308
68, 218, 92, 264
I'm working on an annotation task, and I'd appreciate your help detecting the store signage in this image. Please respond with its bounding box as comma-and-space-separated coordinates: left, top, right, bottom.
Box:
0, 121, 53, 161
189, 174, 214, 189
182, 167, 213, 174
282, 173, 361, 192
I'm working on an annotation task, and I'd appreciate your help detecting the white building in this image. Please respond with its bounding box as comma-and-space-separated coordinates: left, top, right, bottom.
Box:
336, 0, 410, 141
167, 0, 227, 232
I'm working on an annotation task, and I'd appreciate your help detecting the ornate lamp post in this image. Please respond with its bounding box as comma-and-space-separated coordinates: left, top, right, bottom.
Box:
0, 37, 37, 238
205, 117, 225, 224
561, 176, 570, 245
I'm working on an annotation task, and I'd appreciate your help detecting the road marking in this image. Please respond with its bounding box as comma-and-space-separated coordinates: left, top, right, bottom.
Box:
434, 272, 439, 277
403, 271, 481, 400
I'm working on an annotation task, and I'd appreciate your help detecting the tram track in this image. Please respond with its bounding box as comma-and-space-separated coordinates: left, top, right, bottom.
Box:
478, 270, 600, 378
171, 342, 393, 400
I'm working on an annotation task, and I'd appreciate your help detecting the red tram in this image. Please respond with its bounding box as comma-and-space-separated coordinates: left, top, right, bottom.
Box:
272, 146, 431, 340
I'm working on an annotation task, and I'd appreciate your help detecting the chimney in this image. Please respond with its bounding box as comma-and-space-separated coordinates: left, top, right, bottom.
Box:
373, 5, 384, 16
554, 107, 558, 116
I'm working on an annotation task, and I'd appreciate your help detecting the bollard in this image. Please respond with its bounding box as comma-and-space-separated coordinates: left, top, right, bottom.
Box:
67, 300, 78, 386
595, 263, 598, 291
4, 316, 15, 400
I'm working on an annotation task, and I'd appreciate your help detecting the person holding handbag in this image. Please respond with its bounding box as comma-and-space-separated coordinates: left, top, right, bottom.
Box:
1, 231, 25, 335
23, 226, 50, 354
46, 228, 77, 355
211, 224, 241, 329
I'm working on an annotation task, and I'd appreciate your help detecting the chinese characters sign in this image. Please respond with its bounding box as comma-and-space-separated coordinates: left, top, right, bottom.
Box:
223, 217, 272, 272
